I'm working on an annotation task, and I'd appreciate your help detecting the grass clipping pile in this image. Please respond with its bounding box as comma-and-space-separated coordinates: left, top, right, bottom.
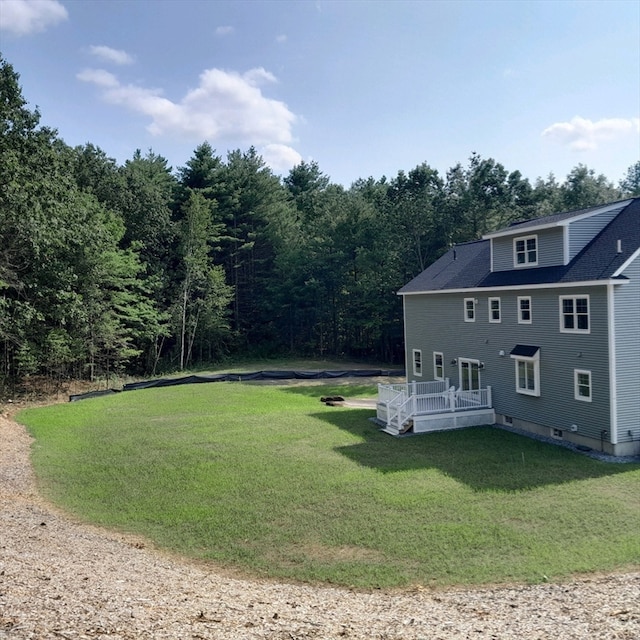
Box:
1, 412, 639, 639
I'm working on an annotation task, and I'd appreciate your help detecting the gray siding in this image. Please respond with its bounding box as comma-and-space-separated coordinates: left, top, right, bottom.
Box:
403, 286, 611, 439
492, 227, 564, 272
613, 255, 640, 441
568, 210, 620, 261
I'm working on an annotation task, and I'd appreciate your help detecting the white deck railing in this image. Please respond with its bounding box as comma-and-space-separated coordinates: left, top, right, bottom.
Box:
378, 380, 492, 429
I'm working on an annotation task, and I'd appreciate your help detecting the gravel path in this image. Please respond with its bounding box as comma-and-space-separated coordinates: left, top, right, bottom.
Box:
1, 413, 638, 639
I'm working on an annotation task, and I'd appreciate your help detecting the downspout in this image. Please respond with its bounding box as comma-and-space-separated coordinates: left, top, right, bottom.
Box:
607, 283, 618, 446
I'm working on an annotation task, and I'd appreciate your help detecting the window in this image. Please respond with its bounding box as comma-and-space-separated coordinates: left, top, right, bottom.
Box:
433, 352, 444, 380
464, 298, 476, 322
488, 297, 501, 323
514, 235, 538, 267
510, 345, 540, 397
560, 295, 590, 333
574, 369, 592, 402
412, 349, 422, 377
518, 296, 532, 324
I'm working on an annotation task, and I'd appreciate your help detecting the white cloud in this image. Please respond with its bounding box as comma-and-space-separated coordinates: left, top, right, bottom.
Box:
542, 116, 640, 151
215, 25, 234, 36
78, 66, 298, 149
0, 0, 67, 35
77, 68, 120, 88
260, 143, 302, 173
89, 45, 134, 66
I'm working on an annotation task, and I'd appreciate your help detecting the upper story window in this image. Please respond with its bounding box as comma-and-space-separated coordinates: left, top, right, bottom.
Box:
518, 296, 532, 324
514, 235, 538, 267
433, 352, 444, 380
560, 295, 590, 334
464, 298, 476, 322
488, 297, 501, 323
412, 349, 422, 377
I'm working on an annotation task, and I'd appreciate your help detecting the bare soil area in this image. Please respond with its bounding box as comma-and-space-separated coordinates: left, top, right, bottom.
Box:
1, 396, 639, 639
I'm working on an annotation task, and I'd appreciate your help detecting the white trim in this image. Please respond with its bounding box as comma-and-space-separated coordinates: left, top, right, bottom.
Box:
574, 369, 592, 403
403, 300, 409, 380
517, 296, 532, 324
458, 358, 481, 391
511, 350, 540, 397
607, 284, 618, 444
464, 297, 476, 322
433, 351, 444, 381
482, 200, 633, 240
412, 348, 423, 377
563, 227, 570, 265
559, 294, 590, 334
513, 234, 538, 268
488, 297, 501, 323
399, 278, 629, 296
490, 239, 494, 273
612, 247, 640, 277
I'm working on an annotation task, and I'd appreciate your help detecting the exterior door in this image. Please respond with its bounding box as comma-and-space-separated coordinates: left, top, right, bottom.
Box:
459, 359, 480, 391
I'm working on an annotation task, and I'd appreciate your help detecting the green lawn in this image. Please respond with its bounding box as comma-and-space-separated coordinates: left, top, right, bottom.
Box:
19, 381, 640, 588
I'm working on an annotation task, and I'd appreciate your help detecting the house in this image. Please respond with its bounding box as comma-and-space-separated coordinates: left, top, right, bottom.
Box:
377, 197, 640, 457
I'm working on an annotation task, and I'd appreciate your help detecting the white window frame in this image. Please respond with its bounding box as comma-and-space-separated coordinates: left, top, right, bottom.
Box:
560, 295, 590, 334
511, 352, 540, 397
433, 351, 444, 381
412, 349, 423, 377
459, 358, 481, 391
464, 298, 476, 322
488, 297, 501, 323
518, 296, 532, 324
574, 369, 592, 402
514, 234, 538, 267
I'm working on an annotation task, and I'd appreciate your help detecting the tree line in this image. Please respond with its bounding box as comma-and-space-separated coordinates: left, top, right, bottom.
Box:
1, 56, 638, 391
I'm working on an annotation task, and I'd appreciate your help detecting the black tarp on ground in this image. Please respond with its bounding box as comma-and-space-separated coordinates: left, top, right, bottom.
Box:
69, 369, 405, 401
122, 369, 405, 391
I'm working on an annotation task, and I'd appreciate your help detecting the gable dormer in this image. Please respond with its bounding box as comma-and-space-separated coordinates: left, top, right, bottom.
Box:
484, 199, 633, 273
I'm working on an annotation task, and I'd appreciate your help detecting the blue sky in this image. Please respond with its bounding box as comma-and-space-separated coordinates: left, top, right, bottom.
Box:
1, 0, 638, 187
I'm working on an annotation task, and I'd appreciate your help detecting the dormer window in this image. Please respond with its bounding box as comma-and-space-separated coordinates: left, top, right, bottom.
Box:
514, 235, 538, 267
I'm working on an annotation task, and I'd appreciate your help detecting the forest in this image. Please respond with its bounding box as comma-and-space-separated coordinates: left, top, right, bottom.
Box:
2, 55, 639, 391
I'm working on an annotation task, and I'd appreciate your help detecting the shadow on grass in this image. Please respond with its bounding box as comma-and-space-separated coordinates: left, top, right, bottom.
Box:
310, 409, 638, 492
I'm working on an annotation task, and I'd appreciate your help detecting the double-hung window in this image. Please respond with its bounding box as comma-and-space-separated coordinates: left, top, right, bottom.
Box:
518, 296, 532, 324
433, 352, 444, 380
488, 297, 501, 323
464, 298, 476, 322
560, 295, 590, 333
412, 349, 422, 377
514, 235, 538, 267
574, 369, 592, 402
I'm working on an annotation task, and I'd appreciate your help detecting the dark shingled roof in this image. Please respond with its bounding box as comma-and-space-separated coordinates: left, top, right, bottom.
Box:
399, 197, 640, 294
498, 198, 633, 234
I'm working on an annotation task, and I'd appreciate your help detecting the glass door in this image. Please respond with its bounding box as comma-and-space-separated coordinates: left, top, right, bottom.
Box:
459, 359, 480, 391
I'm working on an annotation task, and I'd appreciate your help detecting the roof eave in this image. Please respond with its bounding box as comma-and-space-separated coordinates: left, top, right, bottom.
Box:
399, 277, 629, 296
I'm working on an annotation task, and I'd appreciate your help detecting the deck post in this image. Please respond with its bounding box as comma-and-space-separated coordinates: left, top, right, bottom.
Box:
487, 386, 492, 408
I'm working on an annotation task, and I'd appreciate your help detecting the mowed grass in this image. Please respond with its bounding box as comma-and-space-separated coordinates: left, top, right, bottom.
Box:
19, 382, 640, 588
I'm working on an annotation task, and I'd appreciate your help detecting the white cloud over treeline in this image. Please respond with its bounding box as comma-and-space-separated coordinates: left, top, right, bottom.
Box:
0, 0, 67, 35
77, 65, 301, 172
542, 116, 640, 151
